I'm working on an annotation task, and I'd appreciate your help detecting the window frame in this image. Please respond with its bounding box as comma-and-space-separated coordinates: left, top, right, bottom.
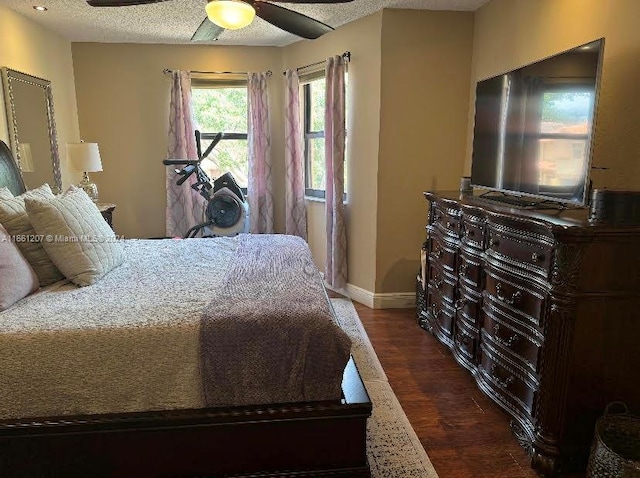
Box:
191, 80, 249, 193
303, 80, 326, 199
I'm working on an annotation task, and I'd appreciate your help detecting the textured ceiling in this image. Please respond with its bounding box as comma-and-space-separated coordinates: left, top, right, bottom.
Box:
0, 0, 489, 47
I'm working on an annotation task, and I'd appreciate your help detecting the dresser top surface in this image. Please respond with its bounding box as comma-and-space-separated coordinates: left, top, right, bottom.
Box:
424, 190, 640, 233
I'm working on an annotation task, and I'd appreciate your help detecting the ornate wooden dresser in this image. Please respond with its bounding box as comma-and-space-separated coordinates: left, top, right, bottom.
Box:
420, 190, 640, 476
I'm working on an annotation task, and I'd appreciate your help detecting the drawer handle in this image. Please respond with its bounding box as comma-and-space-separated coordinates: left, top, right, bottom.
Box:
490, 363, 515, 389
489, 237, 499, 247
430, 303, 439, 317
531, 252, 544, 263
455, 298, 466, 310
434, 278, 443, 289
496, 282, 522, 305
459, 263, 468, 277
493, 323, 520, 347
456, 332, 470, 345
434, 248, 443, 259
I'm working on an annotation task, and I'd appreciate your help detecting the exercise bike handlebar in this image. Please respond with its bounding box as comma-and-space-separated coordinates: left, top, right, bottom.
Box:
162, 158, 202, 166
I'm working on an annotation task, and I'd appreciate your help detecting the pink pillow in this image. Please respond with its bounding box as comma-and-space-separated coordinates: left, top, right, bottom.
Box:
0, 223, 39, 311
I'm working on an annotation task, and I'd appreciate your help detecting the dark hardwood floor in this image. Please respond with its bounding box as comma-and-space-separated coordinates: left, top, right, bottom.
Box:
349, 301, 585, 478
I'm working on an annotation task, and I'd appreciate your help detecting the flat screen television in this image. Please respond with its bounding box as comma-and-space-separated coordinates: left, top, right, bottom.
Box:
470, 38, 605, 206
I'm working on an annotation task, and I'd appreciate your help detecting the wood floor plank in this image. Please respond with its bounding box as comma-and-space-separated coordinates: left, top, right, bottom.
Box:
349, 301, 558, 478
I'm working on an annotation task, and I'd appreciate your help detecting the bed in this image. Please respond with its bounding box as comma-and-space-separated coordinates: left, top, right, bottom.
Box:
0, 139, 371, 477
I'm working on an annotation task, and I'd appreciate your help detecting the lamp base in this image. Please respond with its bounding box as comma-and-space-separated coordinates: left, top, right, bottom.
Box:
78, 172, 99, 203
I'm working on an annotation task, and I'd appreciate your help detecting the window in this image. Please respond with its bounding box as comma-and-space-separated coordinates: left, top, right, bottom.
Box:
191, 81, 248, 189
302, 75, 347, 199
303, 78, 326, 197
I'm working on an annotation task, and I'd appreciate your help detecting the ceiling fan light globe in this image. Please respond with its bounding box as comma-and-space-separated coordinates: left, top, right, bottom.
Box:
206, 0, 256, 30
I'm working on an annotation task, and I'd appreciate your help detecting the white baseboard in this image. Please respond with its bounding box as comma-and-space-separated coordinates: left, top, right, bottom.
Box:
372, 292, 416, 309
345, 283, 375, 308
344, 284, 415, 309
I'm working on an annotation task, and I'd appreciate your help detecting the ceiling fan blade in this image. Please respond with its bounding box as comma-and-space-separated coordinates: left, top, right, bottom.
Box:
251, 1, 333, 39
268, 0, 354, 3
191, 18, 225, 42
86, 0, 172, 6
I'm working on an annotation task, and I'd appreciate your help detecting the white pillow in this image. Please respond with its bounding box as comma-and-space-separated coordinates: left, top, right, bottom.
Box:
0, 224, 39, 310
25, 186, 124, 286
0, 184, 64, 286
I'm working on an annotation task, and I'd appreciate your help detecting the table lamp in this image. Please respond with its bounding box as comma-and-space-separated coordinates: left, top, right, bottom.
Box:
67, 142, 103, 202
18, 143, 35, 172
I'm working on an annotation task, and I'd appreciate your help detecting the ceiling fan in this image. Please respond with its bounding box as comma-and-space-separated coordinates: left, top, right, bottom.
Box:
86, 0, 355, 42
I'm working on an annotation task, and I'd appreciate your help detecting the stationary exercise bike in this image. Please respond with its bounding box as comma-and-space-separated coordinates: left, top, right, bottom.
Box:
163, 131, 248, 238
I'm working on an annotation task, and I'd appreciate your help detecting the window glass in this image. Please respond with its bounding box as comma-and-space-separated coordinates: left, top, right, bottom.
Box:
308, 137, 326, 191
310, 79, 325, 132
191, 86, 248, 188
303, 76, 347, 198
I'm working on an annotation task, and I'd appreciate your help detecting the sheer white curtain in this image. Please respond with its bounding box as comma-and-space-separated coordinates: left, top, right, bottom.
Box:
324, 56, 347, 289
247, 72, 274, 234
166, 70, 205, 237
284, 69, 307, 239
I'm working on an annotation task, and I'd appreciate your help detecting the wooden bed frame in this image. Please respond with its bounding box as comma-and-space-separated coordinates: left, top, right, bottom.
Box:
0, 139, 372, 477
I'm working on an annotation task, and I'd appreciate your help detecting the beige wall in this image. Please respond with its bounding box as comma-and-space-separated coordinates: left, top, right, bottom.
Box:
71, 9, 472, 297
0, 6, 80, 188
465, 0, 640, 191
283, 11, 383, 293
376, 9, 474, 293
71, 43, 284, 239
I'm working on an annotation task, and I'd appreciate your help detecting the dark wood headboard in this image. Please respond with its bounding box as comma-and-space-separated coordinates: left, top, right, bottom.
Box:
0, 139, 26, 196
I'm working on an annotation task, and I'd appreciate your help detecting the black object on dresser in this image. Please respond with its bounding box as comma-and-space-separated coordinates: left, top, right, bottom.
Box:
419, 190, 640, 476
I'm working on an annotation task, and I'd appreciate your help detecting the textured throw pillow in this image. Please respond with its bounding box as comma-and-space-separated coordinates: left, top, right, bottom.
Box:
0, 184, 64, 286
0, 224, 39, 310
24, 186, 124, 287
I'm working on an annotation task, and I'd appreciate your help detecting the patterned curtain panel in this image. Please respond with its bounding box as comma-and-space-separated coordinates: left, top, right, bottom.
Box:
284, 70, 307, 240
247, 72, 274, 234
166, 71, 205, 237
324, 56, 347, 289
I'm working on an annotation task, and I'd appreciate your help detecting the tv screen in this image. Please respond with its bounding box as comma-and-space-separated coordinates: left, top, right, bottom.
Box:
470, 39, 605, 206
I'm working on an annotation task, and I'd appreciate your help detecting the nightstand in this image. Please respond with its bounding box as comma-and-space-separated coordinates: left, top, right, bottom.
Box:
97, 203, 116, 229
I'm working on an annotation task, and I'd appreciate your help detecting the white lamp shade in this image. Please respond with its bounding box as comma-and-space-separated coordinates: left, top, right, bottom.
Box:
67, 143, 103, 172
18, 143, 35, 172
205, 0, 255, 30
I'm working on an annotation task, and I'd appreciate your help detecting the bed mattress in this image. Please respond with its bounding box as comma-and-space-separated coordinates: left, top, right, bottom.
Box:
0, 235, 350, 420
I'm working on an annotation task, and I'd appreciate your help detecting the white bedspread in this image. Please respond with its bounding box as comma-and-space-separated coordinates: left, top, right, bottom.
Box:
0, 237, 238, 420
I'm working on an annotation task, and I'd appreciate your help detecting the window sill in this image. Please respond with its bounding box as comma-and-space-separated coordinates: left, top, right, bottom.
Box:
305, 195, 325, 203
305, 196, 349, 206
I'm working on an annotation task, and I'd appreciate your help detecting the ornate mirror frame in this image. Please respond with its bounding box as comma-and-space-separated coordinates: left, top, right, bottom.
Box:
1, 67, 62, 193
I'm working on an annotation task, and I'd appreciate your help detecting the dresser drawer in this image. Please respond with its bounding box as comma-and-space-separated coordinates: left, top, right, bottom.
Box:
461, 207, 485, 251
456, 284, 482, 329
430, 233, 457, 274
433, 204, 462, 237
484, 265, 547, 326
478, 342, 538, 415
428, 262, 457, 305
455, 317, 478, 363
485, 223, 553, 276
458, 249, 483, 290
481, 307, 543, 374
426, 285, 454, 340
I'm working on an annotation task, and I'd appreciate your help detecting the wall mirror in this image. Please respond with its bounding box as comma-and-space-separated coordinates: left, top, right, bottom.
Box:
1, 67, 62, 193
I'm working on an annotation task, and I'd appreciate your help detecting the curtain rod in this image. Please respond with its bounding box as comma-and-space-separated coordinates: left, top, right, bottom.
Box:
282, 51, 351, 76
163, 68, 272, 76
